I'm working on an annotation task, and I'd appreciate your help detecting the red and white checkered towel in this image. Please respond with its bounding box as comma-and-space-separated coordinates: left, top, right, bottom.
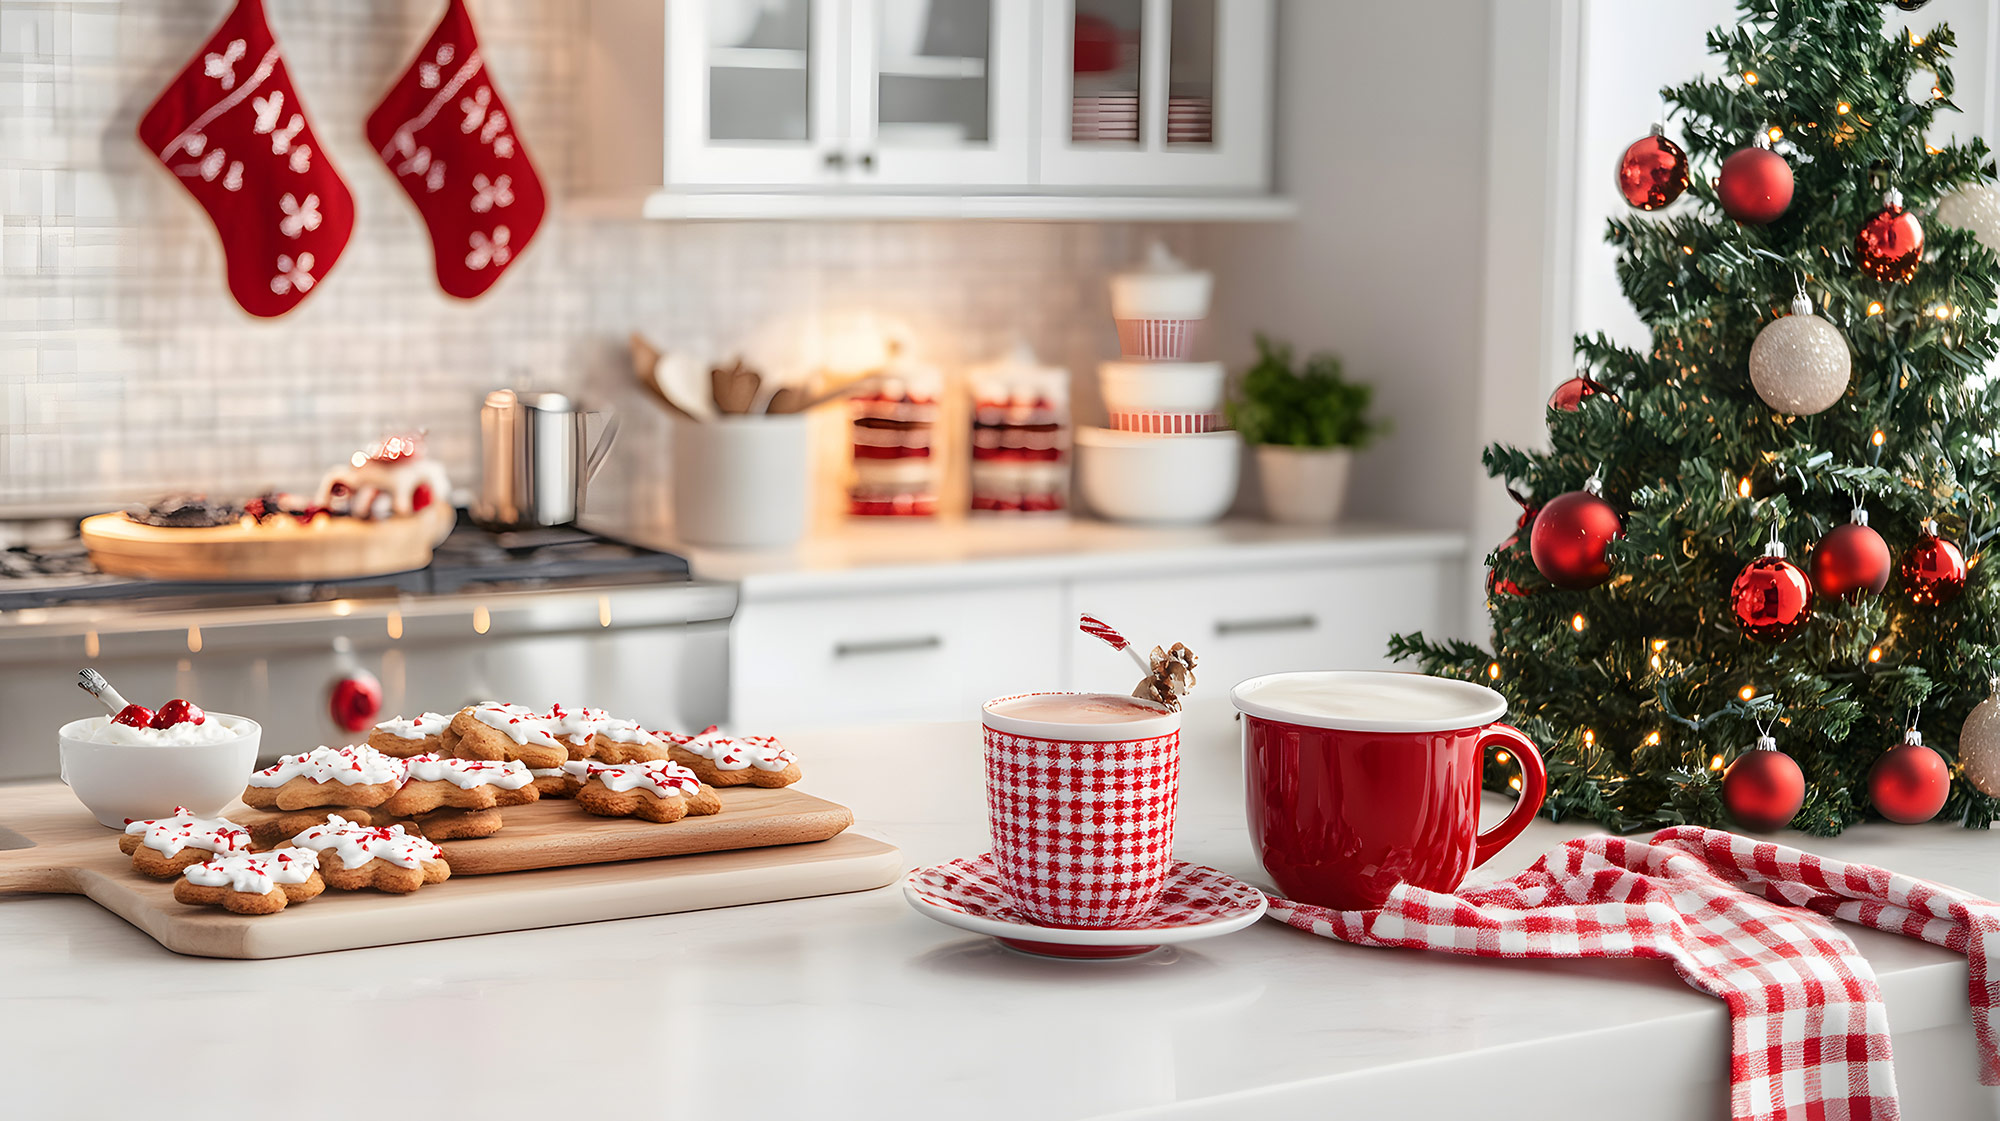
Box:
1265, 826, 2000, 1121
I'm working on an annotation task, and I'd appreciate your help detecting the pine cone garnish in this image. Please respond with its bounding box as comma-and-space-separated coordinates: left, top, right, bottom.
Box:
1133, 642, 1198, 710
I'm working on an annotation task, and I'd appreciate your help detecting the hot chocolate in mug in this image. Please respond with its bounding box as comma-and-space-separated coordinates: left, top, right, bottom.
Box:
1231, 670, 1547, 910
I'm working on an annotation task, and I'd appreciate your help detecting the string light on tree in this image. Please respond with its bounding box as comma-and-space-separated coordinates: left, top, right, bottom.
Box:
1868, 726, 1950, 823
1902, 519, 1967, 606
1748, 289, 1851, 415
1530, 471, 1623, 590
1856, 188, 1925, 282
1811, 504, 1892, 598
1617, 124, 1691, 211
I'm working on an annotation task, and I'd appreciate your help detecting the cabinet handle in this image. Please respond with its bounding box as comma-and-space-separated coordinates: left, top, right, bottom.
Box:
824, 151, 847, 168
858, 151, 876, 170
834, 635, 942, 658
1215, 614, 1318, 636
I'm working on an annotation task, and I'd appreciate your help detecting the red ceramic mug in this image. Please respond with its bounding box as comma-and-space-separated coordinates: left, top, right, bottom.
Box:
1231, 670, 1548, 911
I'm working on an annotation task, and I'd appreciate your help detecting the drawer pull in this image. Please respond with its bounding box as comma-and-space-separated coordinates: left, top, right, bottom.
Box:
834, 635, 943, 658
1215, 614, 1318, 636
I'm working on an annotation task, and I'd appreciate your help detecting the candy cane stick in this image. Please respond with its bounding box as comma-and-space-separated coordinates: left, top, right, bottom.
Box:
1079, 613, 1151, 674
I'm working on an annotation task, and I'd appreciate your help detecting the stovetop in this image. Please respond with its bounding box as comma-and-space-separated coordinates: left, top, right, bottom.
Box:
0, 513, 692, 612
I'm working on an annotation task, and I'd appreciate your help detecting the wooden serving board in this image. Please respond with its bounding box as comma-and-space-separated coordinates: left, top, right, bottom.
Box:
0, 782, 902, 959
79, 505, 453, 582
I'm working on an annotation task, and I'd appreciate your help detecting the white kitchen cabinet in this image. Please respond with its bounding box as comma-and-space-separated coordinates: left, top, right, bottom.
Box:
578, 0, 1280, 215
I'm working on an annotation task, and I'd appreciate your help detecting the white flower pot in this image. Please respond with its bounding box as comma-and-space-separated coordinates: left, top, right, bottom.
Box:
1255, 446, 1352, 526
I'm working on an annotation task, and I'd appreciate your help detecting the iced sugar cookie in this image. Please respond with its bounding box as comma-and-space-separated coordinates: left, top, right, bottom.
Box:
173, 849, 325, 915
120, 807, 254, 878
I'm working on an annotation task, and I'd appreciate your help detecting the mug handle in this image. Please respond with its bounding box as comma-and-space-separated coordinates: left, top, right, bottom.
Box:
1472, 723, 1548, 869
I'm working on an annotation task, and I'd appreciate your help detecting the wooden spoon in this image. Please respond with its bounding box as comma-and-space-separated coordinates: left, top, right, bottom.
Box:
628, 333, 699, 422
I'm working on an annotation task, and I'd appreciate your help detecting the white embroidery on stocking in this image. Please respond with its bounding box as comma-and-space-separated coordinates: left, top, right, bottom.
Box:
270, 114, 304, 156
469, 174, 512, 213
161, 46, 280, 159
376, 51, 484, 162
223, 161, 244, 191
459, 86, 491, 134
278, 193, 321, 238
397, 146, 432, 177
479, 108, 508, 144
493, 134, 515, 159
465, 227, 510, 270
252, 90, 284, 134
419, 43, 455, 89
185, 133, 207, 157
204, 39, 246, 90
425, 161, 446, 192
197, 148, 225, 180
288, 145, 311, 174
271, 253, 316, 295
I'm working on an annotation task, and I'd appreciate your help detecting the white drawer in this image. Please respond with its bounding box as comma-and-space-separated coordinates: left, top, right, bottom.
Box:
1065, 560, 1457, 697
731, 585, 1066, 727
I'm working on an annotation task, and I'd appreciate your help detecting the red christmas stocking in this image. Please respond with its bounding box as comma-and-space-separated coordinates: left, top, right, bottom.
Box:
136, 0, 354, 318
366, 0, 546, 300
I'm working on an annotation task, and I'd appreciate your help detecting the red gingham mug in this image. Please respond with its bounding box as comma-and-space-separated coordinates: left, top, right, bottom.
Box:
982, 692, 1182, 928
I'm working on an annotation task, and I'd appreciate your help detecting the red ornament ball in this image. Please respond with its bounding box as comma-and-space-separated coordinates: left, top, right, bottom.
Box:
1530, 484, 1622, 590
1856, 197, 1924, 283
1617, 129, 1690, 211
1730, 546, 1814, 641
1722, 739, 1805, 832
1547, 375, 1610, 412
1487, 495, 1538, 598
1717, 146, 1794, 224
1811, 516, 1891, 599
1869, 733, 1951, 824
1902, 522, 1967, 606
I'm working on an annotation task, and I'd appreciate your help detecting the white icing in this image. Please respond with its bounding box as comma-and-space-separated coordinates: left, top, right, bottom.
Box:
290, 815, 443, 870
468, 703, 563, 748
374, 712, 449, 740
248, 745, 409, 788
79, 714, 243, 747
184, 848, 319, 894
544, 704, 609, 746
315, 456, 450, 517
124, 807, 252, 857
678, 725, 796, 772
570, 758, 701, 800
594, 717, 657, 746
529, 766, 567, 778
403, 753, 533, 790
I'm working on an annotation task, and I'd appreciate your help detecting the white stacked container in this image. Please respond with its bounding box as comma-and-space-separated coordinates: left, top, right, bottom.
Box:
1079, 243, 1240, 525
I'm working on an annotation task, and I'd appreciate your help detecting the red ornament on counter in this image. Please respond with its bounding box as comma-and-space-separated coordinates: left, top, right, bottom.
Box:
366, 0, 546, 300
1902, 519, 1967, 606
1488, 489, 1539, 598
135, 0, 354, 316
1731, 540, 1813, 642
1868, 729, 1950, 824
1716, 143, 1794, 224
1616, 125, 1690, 211
1547, 374, 1612, 412
328, 672, 383, 734
1810, 506, 1892, 599
1529, 475, 1622, 590
1855, 189, 1924, 283
1722, 735, 1805, 832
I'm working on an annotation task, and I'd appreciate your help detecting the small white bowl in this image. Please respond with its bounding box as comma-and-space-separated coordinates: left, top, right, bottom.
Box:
1099, 360, 1226, 414
1075, 427, 1240, 525
59, 715, 261, 828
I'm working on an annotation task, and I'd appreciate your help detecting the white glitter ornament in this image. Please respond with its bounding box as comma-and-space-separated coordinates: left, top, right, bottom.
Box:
1748, 292, 1850, 415
1960, 677, 2000, 797
1934, 182, 2000, 254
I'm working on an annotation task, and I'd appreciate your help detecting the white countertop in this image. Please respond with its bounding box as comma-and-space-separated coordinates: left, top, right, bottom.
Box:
4, 705, 1996, 1120
609, 516, 1467, 599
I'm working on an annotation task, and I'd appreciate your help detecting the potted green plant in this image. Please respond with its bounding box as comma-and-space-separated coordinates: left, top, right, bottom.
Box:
1226, 334, 1387, 526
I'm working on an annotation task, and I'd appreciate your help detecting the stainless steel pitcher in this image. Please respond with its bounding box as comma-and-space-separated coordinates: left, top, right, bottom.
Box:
474, 389, 620, 529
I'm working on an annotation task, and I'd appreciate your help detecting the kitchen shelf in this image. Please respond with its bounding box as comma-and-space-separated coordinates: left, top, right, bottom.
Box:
567, 190, 1298, 222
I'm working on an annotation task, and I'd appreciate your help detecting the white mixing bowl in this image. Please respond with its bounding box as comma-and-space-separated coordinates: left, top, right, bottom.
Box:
1075, 427, 1241, 525
59, 715, 261, 828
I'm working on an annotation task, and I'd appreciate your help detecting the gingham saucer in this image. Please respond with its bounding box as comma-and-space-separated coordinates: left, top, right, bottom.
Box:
903, 854, 1267, 959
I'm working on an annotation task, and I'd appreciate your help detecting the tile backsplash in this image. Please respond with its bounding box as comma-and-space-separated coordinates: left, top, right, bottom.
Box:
0, 0, 1200, 518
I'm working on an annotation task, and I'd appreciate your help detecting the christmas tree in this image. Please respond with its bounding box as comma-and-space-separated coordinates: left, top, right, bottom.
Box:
1392, 0, 2000, 836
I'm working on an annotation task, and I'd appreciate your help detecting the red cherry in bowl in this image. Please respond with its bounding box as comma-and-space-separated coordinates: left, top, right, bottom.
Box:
112, 704, 157, 729
152, 699, 206, 728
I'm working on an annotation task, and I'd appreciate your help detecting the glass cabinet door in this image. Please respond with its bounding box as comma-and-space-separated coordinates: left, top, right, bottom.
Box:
1038, 0, 1268, 189
847, 0, 1032, 187
666, 0, 848, 186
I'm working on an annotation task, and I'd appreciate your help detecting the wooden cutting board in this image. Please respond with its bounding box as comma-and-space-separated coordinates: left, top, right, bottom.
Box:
0, 781, 902, 959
